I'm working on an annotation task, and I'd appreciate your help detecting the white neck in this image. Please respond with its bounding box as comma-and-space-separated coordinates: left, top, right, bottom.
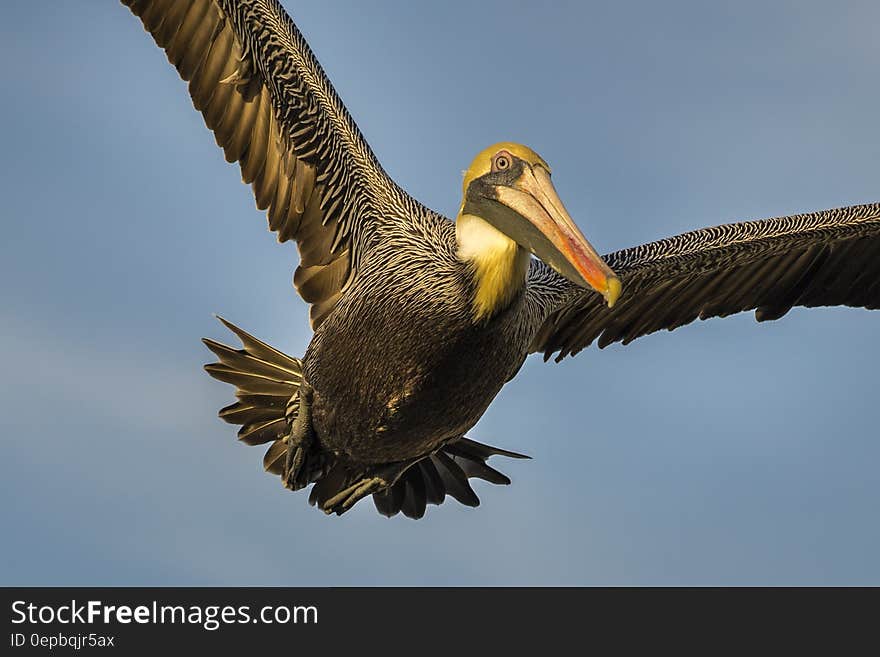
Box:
456, 213, 530, 321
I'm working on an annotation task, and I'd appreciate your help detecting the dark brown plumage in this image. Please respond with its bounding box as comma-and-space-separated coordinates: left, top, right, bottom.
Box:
122, 0, 880, 519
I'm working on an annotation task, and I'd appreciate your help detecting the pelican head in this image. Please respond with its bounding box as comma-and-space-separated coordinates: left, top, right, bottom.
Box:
458, 142, 621, 311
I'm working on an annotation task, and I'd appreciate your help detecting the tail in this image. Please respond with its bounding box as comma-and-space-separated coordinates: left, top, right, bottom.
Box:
370, 439, 530, 520
202, 317, 530, 519
202, 316, 318, 480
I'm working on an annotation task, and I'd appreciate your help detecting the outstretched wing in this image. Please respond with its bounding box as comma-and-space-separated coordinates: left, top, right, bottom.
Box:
123, 0, 408, 327
531, 202, 880, 361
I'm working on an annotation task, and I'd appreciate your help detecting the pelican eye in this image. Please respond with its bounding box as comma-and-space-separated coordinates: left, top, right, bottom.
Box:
493, 154, 511, 171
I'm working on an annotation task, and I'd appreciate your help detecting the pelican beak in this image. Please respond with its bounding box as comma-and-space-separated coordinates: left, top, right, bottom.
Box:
491, 165, 621, 307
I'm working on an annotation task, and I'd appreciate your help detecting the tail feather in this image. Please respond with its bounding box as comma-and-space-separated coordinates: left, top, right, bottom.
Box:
373, 476, 406, 516
262, 439, 288, 475
418, 459, 446, 505
444, 438, 530, 486
401, 473, 427, 519
446, 437, 529, 462
203, 336, 302, 382
217, 401, 279, 427
203, 316, 302, 465
449, 457, 510, 486
203, 364, 298, 397
372, 438, 531, 519
214, 316, 303, 373
236, 417, 289, 446
433, 451, 481, 507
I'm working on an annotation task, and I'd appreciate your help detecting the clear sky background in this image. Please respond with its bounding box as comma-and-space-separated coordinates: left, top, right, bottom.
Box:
1, 1, 878, 585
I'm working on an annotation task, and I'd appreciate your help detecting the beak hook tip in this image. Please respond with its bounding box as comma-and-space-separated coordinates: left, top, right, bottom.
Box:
603, 276, 622, 308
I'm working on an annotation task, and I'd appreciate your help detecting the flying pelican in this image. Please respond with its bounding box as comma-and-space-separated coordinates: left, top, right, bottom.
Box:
122, 0, 880, 518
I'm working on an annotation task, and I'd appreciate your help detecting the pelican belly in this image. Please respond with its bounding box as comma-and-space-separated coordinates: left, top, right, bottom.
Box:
303, 260, 531, 464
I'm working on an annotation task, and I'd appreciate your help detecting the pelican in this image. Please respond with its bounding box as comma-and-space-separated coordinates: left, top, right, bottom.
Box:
122, 0, 880, 518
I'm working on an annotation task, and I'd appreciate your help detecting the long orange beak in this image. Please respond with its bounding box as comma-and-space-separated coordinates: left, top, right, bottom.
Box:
492, 166, 621, 307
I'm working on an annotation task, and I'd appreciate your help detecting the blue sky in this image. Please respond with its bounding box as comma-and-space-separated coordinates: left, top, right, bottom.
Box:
1, 1, 878, 585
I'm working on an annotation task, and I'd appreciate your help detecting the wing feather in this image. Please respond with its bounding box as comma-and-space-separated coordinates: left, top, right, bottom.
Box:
531, 203, 880, 360
122, 0, 406, 328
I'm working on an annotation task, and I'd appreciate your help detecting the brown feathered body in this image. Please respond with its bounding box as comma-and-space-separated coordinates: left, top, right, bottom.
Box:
304, 218, 537, 464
